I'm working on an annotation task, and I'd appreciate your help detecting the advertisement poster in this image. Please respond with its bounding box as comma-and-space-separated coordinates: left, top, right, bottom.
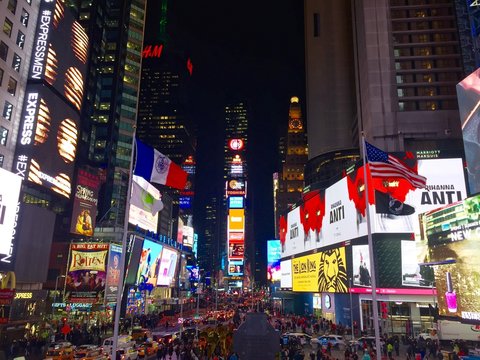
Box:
157, 248, 178, 286
182, 226, 194, 247
352, 245, 371, 287
66, 243, 108, 303
228, 242, 245, 260
70, 169, 100, 236
280, 260, 292, 289
176, 217, 184, 245
228, 260, 244, 276
267, 240, 281, 282
136, 239, 163, 286
104, 244, 122, 304
0, 169, 22, 257
292, 247, 348, 293
226, 179, 246, 196
282, 206, 305, 258
424, 194, 480, 321
228, 209, 245, 231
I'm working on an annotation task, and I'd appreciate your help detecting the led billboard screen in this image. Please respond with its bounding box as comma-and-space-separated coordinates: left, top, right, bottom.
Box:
228, 196, 244, 209
13, 84, 80, 198
228, 260, 244, 276
129, 175, 161, 233
280, 260, 292, 288
0, 169, 22, 257
70, 169, 100, 236
30, 0, 88, 111
292, 247, 348, 293
65, 243, 108, 304
226, 179, 246, 196
457, 69, 480, 194
182, 225, 194, 247
104, 244, 122, 304
157, 247, 178, 286
228, 209, 245, 231
352, 245, 371, 287
228, 242, 244, 260
424, 194, 480, 322
136, 239, 163, 286
267, 240, 281, 282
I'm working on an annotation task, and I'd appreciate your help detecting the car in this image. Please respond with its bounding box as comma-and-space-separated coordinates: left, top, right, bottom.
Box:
45, 341, 75, 360
282, 332, 312, 346
311, 335, 346, 349
137, 342, 158, 358
73, 345, 106, 360
114, 348, 138, 360
352, 337, 384, 351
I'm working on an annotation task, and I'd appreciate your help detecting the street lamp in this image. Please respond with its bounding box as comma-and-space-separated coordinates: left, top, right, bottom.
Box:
54, 275, 66, 303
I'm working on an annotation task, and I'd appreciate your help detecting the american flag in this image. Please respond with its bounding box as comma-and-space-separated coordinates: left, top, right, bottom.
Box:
365, 141, 427, 189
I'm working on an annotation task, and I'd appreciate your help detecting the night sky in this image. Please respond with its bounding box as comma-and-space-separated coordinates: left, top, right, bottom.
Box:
145, 1, 306, 275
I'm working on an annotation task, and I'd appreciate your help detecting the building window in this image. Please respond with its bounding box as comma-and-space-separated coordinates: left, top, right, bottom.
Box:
11, 53, 21, 72
2, 101, 13, 121
313, 13, 319, 37
0, 41, 8, 61
0, 68, 3, 86
20, 9, 29, 27
0, 127, 8, 146
7, 77, 17, 96
8, 0, 17, 14
16, 30, 25, 49
0, 154, 4, 168
3, 18, 13, 37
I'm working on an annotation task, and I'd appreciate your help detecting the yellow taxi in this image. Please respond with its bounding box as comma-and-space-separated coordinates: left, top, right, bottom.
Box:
73, 345, 106, 360
137, 342, 158, 358
45, 341, 75, 360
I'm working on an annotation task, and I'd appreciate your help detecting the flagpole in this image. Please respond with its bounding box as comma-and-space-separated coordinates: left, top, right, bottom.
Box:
361, 133, 382, 360
111, 129, 136, 359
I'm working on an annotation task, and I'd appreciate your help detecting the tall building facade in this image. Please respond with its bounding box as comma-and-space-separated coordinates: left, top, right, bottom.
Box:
222, 100, 250, 290
0, 0, 39, 170
199, 196, 218, 272
274, 97, 308, 238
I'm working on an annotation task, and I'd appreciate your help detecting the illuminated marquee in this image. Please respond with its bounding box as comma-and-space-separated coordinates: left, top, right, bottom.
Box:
228, 209, 245, 231
142, 44, 163, 59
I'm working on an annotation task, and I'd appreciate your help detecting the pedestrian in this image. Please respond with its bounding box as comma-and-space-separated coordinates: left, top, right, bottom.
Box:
394, 338, 400, 357
310, 350, 316, 360
387, 342, 393, 359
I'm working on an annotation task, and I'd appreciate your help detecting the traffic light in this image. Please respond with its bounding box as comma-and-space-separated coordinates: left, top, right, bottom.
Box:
380, 302, 388, 319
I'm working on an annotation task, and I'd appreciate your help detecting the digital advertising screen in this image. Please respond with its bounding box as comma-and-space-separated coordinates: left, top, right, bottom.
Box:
70, 169, 100, 236
124, 235, 144, 285
228, 242, 244, 260
176, 217, 184, 245
29, 0, 89, 111
182, 225, 194, 247
401, 240, 434, 288
157, 247, 178, 286
228, 209, 245, 232
292, 247, 348, 293
65, 243, 108, 304
129, 175, 162, 233
280, 260, 292, 289
104, 243, 122, 304
228, 196, 244, 209
267, 240, 281, 282
228, 260, 244, 276
352, 245, 371, 287
13, 84, 81, 198
226, 179, 246, 196
135, 239, 163, 286
424, 194, 480, 322
186, 265, 199, 282
0, 168, 22, 257
457, 69, 480, 194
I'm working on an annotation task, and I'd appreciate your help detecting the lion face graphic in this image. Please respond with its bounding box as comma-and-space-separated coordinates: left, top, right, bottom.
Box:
318, 248, 348, 293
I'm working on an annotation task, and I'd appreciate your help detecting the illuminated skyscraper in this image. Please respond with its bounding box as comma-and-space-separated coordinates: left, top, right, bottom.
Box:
274, 97, 308, 237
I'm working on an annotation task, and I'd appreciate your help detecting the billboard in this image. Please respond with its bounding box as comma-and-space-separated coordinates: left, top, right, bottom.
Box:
352, 245, 371, 287
157, 247, 178, 286
228, 242, 244, 260
401, 240, 434, 288
267, 240, 281, 282
176, 217, 184, 245
0, 169, 22, 257
70, 169, 100, 236
228, 260, 244, 276
65, 243, 108, 303
135, 239, 163, 286
292, 247, 348, 293
281, 158, 467, 259
182, 225, 194, 247
226, 179, 246, 196
13, 84, 80, 198
280, 260, 292, 288
228, 196, 244, 209
228, 209, 245, 231
424, 194, 480, 322
29, 0, 88, 110
457, 69, 480, 194
104, 243, 122, 304
124, 235, 144, 285
129, 175, 161, 233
